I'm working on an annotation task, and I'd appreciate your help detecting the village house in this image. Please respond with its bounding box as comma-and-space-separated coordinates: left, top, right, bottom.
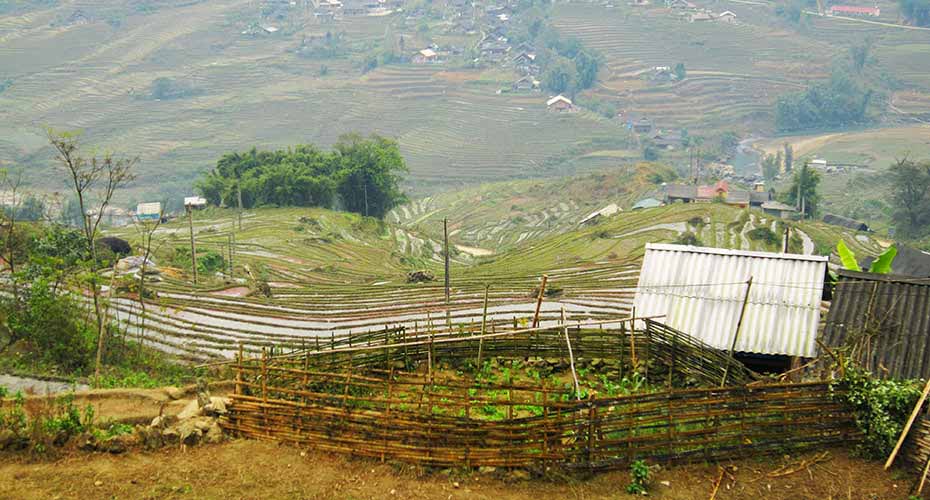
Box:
716, 10, 737, 22
688, 11, 713, 22
631, 118, 653, 134
664, 180, 752, 207
413, 48, 440, 64
651, 130, 685, 150
546, 94, 574, 112
761, 201, 798, 219
184, 196, 208, 209
822, 270, 930, 379
829, 5, 880, 16
823, 213, 870, 232
633, 243, 829, 359
579, 203, 621, 225
667, 0, 697, 9
512, 75, 540, 91
631, 198, 663, 210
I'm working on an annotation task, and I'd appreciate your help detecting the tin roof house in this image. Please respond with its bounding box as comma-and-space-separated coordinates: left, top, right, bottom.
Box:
632, 243, 829, 358
821, 270, 930, 379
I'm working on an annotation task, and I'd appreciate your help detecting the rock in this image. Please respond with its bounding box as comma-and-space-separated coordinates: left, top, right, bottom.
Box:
0, 429, 16, 450
203, 397, 228, 416
590, 358, 605, 370
102, 434, 135, 454
161, 427, 180, 444
478, 466, 497, 475
203, 421, 224, 444
78, 433, 98, 452
196, 379, 212, 408
94, 480, 103, 487
660, 480, 671, 487
137, 426, 163, 450
176, 399, 202, 420
507, 469, 531, 481
191, 417, 214, 432
164, 386, 185, 400
177, 420, 202, 446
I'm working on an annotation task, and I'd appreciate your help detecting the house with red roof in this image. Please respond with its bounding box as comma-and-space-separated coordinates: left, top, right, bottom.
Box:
829, 5, 880, 16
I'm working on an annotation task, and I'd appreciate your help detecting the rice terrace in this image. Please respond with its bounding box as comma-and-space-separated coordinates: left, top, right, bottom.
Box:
1, 0, 930, 498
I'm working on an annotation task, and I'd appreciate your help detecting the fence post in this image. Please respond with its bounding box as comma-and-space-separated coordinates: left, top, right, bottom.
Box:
587, 394, 597, 471
261, 347, 268, 436
235, 342, 243, 396
382, 366, 394, 463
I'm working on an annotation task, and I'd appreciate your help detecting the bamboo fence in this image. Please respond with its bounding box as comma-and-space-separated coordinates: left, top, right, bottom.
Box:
223, 368, 854, 470
222, 319, 854, 471
265, 318, 758, 388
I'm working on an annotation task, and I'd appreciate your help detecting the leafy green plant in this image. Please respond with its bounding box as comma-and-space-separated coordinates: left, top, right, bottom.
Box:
832, 361, 921, 458
626, 459, 650, 494
836, 240, 897, 273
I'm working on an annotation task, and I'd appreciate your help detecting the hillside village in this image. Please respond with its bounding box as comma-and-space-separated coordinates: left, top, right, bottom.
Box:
1, 0, 930, 497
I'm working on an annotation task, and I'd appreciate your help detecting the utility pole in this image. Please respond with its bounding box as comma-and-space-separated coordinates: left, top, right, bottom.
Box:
783, 225, 790, 253
187, 204, 198, 284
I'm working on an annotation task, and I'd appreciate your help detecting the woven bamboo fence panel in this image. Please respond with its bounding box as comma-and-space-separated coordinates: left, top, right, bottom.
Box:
266, 319, 758, 388
223, 362, 855, 471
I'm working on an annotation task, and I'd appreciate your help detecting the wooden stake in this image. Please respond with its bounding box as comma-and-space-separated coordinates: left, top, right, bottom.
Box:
885, 377, 930, 470
532, 274, 549, 328
721, 276, 753, 387
918, 452, 930, 494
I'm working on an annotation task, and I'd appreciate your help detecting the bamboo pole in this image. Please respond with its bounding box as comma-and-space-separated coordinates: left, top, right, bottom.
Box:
721, 277, 753, 387
443, 218, 451, 329
532, 275, 549, 329
187, 205, 198, 285
562, 308, 581, 400
885, 377, 930, 469
477, 284, 489, 368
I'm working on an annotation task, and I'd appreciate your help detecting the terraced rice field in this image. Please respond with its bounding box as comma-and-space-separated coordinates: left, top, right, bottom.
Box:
103, 203, 882, 361
0, 0, 628, 199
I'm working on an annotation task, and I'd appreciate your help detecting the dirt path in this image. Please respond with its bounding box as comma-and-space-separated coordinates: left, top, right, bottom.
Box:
0, 441, 910, 499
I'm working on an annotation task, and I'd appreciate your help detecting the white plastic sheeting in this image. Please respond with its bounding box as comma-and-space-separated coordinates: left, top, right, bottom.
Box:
632, 243, 828, 357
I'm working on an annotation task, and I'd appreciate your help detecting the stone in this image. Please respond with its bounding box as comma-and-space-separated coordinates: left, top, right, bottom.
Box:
176, 399, 202, 420
177, 420, 202, 446
137, 426, 163, 450
191, 417, 214, 432
478, 466, 497, 475
101, 434, 135, 454
507, 469, 531, 481
203, 422, 224, 444
161, 427, 180, 444
203, 397, 228, 416
0, 429, 16, 450
164, 386, 185, 400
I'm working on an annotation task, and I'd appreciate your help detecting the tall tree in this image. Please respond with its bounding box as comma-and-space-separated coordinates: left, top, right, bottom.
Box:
48, 129, 136, 383
784, 162, 821, 218
334, 134, 408, 218
889, 158, 930, 237
783, 143, 794, 174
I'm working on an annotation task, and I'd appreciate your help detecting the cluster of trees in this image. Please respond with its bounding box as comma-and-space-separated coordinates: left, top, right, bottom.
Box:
775, 68, 874, 132
195, 134, 408, 219
899, 0, 930, 26
761, 143, 795, 182
783, 162, 822, 217
889, 158, 930, 238
508, 5, 601, 96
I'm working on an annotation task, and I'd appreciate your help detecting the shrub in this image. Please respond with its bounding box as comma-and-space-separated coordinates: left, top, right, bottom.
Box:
833, 362, 922, 459
172, 247, 226, 274
626, 459, 650, 494
747, 227, 780, 246
674, 232, 702, 246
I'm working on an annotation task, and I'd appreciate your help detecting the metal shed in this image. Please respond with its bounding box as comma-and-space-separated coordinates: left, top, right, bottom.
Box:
632, 243, 829, 357
821, 270, 930, 379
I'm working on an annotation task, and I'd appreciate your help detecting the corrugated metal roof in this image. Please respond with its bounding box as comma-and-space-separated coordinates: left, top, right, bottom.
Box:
821, 270, 930, 379
633, 243, 828, 357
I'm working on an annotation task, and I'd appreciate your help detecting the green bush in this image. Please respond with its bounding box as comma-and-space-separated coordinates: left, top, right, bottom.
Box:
833, 362, 922, 459
172, 247, 226, 274
626, 459, 650, 494
674, 232, 702, 246
747, 227, 780, 246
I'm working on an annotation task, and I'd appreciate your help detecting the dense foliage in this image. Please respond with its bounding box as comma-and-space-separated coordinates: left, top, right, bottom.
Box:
508, 4, 602, 96
833, 362, 922, 459
782, 163, 821, 217
899, 0, 930, 26
889, 158, 930, 239
195, 134, 408, 219
775, 68, 873, 132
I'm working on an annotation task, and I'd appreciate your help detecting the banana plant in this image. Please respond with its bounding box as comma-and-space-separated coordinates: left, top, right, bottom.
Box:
836, 240, 897, 274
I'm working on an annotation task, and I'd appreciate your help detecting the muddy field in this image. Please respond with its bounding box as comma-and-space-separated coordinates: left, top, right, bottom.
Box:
0, 440, 913, 499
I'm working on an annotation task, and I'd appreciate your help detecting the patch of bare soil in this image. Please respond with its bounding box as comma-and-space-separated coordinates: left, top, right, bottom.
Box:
0, 440, 913, 500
